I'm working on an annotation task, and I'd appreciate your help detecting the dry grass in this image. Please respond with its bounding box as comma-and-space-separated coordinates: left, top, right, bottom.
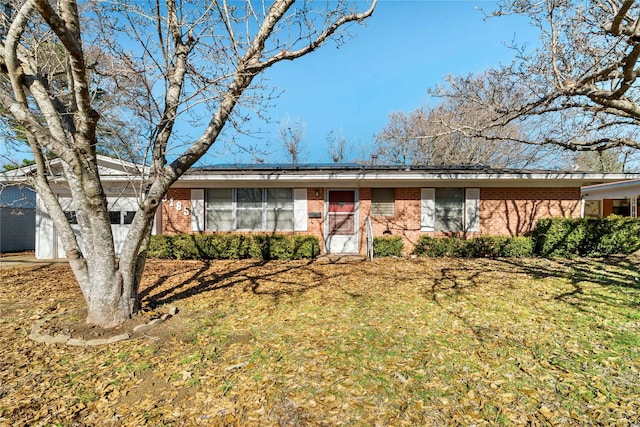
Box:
1, 255, 640, 426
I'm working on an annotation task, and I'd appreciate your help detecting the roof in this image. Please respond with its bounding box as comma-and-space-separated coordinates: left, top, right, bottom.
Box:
194, 163, 574, 174
0, 155, 148, 184
2, 159, 638, 190
179, 163, 640, 189
581, 179, 640, 199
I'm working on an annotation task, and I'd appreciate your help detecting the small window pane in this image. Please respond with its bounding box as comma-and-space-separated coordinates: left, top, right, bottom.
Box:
123, 211, 136, 225
584, 200, 601, 218
237, 188, 263, 209
329, 213, 355, 235
109, 211, 121, 225
237, 209, 263, 230
209, 209, 234, 231
64, 211, 78, 224
267, 188, 292, 208
371, 188, 395, 216
267, 210, 294, 230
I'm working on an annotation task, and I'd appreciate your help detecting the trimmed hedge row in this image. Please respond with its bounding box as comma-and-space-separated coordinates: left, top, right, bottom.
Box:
413, 216, 640, 259
413, 235, 534, 258
149, 217, 640, 261
531, 216, 640, 258
149, 233, 320, 260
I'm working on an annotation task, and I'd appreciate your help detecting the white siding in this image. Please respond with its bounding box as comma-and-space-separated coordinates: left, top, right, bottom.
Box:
420, 188, 435, 231
293, 188, 308, 231
191, 189, 205, 232
465, 188, 480, 232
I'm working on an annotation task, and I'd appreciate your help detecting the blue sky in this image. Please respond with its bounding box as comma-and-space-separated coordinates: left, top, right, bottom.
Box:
1, 1, 536, 166
210, 0, 537, 164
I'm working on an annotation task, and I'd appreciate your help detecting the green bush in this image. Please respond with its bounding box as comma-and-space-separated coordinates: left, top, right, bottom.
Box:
413, 235, 464, 257
147, 233, 320, 260
501, 236, 535, 258
291, 236, 321, 260
531, 217, 586, 258
459, 236, 509, 258
172, 234, 202, 260
195, 234, 251, 259
148, 235, 173, 259
532, 216, 640, 258
373, 236, 404, 257
249, 234, 321, 260
414, 235, 535, 258
587, 216, 640, 256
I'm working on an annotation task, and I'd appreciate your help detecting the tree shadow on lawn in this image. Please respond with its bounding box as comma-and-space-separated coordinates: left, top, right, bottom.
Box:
139, 259, 341, 308
417, 255, 640, 314
498, 255, 640, 314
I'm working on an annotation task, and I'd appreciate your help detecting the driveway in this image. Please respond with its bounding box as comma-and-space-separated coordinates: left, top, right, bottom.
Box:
0, 253, 68, 269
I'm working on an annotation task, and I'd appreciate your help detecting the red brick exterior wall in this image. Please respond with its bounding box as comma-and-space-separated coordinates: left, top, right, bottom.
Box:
480, 187, 581, 236
160, 188, 192, 234
158, 186, 582, 254
358, 188, 422, 253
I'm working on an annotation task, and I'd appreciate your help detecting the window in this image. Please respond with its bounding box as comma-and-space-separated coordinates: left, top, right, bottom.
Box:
583, 200, 601, 218
421, 188, 479, 233
64, 211, 78, 224
267, 188, 294, 230
237, 188, 263, 230
123, 211, 136, 225
109, 211, 122, 224
435, 188, 464, 232
205, 188, 294, 231
207, 188, 234, 231
371, 188, 395, 216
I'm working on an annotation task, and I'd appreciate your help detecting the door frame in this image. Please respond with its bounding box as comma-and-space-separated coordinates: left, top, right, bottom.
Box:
324, 188, 359, 254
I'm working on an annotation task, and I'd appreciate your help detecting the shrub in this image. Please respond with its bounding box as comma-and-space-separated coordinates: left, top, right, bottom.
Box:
373, 236, 404, 257
531, 217, 585, 258
459, 236, 509, 258
172, 234, 202, 260
291, 236, 321, 259
413, 235, 464, 257
148, 235, 173, 259
195, 234, 250, 259
147, 233, 320, 260
501, 236, 535, 258
414, 235, 535, 258
532, 216, 640, 258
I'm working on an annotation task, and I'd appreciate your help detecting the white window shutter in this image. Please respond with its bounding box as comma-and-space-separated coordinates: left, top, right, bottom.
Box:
191, 189, 205, 232
465, 188, 480, 232
293, 188, 307, 231
420, 188, 435, 231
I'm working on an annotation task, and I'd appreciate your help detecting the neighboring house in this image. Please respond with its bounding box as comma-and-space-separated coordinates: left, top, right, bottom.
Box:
2, 160, 638, 258
581, 179, 640, 218
0, 184, 36, 253
0, 156, 147, 259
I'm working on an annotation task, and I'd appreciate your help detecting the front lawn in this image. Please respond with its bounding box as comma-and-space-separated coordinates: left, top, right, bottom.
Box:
1, 256, 639, 425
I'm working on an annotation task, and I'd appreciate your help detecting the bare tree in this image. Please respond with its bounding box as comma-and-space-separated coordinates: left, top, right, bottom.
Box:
433, 1, 640, 158
374, 91, 551, 168
279, 115, 306, 164
327, 130, 347, 163
0, 0, 377, 328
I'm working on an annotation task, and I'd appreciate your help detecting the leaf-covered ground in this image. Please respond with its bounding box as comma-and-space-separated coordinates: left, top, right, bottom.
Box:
1, 255, 640, 426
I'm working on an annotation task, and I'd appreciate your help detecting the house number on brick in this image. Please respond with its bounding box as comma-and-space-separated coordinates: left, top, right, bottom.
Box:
163, 197, 190, 216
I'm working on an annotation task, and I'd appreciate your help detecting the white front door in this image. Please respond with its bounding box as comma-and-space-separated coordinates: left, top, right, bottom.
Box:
326, 190, 359, 254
